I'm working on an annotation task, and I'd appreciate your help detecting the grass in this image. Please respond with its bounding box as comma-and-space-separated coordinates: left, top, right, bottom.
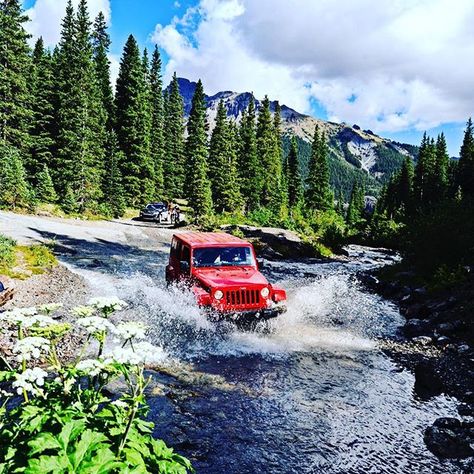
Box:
0, 234, 57, 279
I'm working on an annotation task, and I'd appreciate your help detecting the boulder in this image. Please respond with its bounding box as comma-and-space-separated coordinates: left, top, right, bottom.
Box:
424, 418, 474, 458
221, 225, 316, 259
404, 318, 432, 337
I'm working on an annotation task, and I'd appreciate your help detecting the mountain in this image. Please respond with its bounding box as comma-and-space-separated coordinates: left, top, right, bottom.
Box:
172, 78, 418, 198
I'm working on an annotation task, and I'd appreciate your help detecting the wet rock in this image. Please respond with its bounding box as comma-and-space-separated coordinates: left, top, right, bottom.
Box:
458, 403, 474, 417
436, 336, 450, 345
412, 336, 433, 346
424, 417, 474, 458
258, 245, 283, 261
437, 322, 457, 335
458, 344, 471, 354
404, 318, 432, 337
414, 361, 444, 398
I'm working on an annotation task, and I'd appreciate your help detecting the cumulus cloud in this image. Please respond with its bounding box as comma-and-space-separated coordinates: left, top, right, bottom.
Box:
151, 0, 474, 133
25, 0, 111, 48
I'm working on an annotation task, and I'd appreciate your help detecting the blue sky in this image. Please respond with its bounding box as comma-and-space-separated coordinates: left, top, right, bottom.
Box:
23, 0, 473, 156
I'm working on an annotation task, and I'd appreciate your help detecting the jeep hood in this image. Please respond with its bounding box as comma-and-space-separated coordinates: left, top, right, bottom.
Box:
193, 267, 268, 288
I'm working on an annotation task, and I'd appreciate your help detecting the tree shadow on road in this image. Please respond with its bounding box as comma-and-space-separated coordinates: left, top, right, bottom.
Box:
27, 227, 170, 278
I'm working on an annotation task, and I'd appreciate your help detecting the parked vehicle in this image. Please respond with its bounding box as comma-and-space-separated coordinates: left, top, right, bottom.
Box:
139, 203, 168, 222
165, 232, 287, 320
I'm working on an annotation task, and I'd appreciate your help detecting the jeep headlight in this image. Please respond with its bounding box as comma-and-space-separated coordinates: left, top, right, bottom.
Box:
260, 287, 270, 298
214, 290, 224, 300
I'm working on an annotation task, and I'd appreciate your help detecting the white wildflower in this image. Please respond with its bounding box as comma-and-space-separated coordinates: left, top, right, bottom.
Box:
77, 316, 116, 334
13, 337, 50, 362
76, 359, 108, 377
0, 389, 13, 398
88, 297, 128, 312
134, 341, 167, 364
111, 399, 128, 409
38, 303, 63, 315
22, 314, 56, 328
1, 307, 38, 325
103, 347, 142, 365
115, 321, 147, 341
71, 306, 95, 318
12, 367, 48, 396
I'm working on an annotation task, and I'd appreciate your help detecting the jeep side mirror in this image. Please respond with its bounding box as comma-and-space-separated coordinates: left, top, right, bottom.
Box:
180, 260, 190, 273
257, 258, 265, 268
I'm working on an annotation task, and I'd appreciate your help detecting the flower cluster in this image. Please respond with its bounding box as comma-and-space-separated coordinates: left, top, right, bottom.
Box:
115, 322, 147, 341
38, 303, 63, 315
71, 306, 95, 318
12, 368, 48, 395
77, 316, 116, 334
104, 341, 165, 366
88, 297, 128, 312
76, 359, 109, 377
13, 337, 50, 362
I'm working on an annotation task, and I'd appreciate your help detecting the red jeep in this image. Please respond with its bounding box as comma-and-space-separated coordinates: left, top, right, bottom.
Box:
166, 232, 287, 320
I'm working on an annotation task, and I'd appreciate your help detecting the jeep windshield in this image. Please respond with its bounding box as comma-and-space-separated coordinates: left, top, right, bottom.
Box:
193, 246, 256, 268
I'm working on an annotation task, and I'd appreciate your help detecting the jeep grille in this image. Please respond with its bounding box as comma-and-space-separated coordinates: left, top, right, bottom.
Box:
224, 289, 261, 309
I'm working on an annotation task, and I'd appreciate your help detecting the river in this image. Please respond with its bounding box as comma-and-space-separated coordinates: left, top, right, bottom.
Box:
78, 243, 462, 473
0, 213, 464, 473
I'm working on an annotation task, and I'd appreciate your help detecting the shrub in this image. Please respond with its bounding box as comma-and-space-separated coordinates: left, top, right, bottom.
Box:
0, 235, 17, 271
0, 298, 193, 473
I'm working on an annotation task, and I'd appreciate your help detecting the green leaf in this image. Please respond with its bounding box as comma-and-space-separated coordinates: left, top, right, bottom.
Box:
28, 433, 61, 456
70, 429, 108, 470
77, 447, 122, 474
25, 454, 70, 473
123, 448, 146, 470
58, 420, 85, 451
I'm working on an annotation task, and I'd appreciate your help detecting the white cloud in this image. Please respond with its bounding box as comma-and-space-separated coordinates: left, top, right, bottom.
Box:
25, 0, 111, 48
151, 0, 474, 133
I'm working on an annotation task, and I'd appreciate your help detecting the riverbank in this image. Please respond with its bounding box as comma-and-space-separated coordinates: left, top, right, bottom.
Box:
362, 264, 474, 462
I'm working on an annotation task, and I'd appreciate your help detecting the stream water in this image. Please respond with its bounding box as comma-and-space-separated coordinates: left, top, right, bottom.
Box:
63, 240, 463, 474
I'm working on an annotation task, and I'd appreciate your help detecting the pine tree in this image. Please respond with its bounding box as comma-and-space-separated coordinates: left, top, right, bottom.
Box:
208, 100, 242, 212
36, 164, 57, 203
103, 132, 126, 218
149, 46, 164, 197
185, 79, 212, 218
238, 99, 261, 210
414, 132, 436, 207
28, 38, 55, 181
91, 11, 114, 129
115, 35, 154, 206
286, 137, 303, 207
54, 0, 105, 210
163, 73, 185, 198
346, 181, 365, 227
432, 132, 450, 200
257, 96, 282, 209
0, 0, 32, 153
306, 125, 333, 211
271, 101, 285, 216
0, 143, 30, 208
397, 156, 414, 216
458, 118, 474, 196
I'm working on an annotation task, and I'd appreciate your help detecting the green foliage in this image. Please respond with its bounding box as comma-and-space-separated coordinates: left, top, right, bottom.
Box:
36, 165, 58, 203
370, 145, 405, 183
286, 137, 303, 208
238, 99, 262, 211
0, 234, 16, 270
256, 96, 283, 210
54, 0, 106, 211
102, 132, 126, 218
0, 0, 32, 153
185, 80, 213, 219
208, 100, 242, 213
0, 143, 31, 209
115, 34, 154, 206
346, 181, 365, 229
305, 126, 333, 211
458, 117, 474, 196
0, 301, 193, 474
149, 46, 165, 198
164, 73, 185, 198
19, 244, 57, 273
